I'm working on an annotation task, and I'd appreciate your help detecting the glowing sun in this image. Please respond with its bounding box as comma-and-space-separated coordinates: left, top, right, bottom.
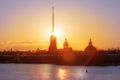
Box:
47, 26, 62, 39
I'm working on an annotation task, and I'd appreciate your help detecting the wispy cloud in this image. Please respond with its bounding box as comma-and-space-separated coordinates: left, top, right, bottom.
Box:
0, 41, 49, 50
8, 41, 49, 45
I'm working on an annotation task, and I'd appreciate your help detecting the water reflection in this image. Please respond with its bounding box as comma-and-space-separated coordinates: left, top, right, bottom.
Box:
74, 67, 88, 80
1, 64, 120, 80
58, 69, 66, 80
57, 66, 87, 80
36, 64, 56, 80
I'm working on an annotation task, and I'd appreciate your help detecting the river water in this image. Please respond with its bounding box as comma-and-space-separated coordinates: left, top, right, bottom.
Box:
0, 64, 120, 80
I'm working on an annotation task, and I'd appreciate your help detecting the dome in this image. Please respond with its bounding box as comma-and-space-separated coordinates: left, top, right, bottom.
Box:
84, 39, 97, 55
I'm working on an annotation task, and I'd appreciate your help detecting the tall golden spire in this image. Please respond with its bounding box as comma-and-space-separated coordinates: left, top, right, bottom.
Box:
52, 6, 54, 34
49, 6, 57, 53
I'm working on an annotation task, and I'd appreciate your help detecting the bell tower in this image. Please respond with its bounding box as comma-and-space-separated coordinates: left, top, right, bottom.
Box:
49, 7, 57, 53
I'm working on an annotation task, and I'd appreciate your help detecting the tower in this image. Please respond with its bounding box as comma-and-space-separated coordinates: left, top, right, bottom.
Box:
49, 7, 57, 53
89, 38, 92, 46
64, 38, 69, 49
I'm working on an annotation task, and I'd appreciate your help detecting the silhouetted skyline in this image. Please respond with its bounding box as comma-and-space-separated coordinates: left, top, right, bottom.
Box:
0, 0, 120, 50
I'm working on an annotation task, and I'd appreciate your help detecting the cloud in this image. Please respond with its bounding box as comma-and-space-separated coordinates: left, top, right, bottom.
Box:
0, 41, 49, 50
8, 41, 49, 45
0, 41, 7, 46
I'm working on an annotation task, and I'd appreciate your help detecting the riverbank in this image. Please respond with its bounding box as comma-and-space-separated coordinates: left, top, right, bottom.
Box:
0, 54, 120, 66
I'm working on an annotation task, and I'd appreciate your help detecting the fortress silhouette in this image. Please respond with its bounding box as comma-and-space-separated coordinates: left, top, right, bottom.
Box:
48, 7, 97, 55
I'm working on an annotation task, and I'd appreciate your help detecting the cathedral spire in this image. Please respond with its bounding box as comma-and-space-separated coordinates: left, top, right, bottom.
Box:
52, 6, 54, 34
49, 6, 57, 53
65, 38, 67, 42
89, 38, 92, 46
64, 38, 69, 49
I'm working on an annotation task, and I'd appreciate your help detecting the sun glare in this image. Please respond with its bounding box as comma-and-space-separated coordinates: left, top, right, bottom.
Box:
47, 26, 62, 39
54, 28, 61, 37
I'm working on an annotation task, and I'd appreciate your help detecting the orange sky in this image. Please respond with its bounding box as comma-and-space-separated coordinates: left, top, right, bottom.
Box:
0, 0, 120, 51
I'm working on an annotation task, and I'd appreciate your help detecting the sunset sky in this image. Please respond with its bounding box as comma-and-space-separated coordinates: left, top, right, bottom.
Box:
0, 0, 120, 51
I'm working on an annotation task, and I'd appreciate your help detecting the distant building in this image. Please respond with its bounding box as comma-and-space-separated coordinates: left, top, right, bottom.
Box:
84, 38, 97, 55
63, 38, 73, 52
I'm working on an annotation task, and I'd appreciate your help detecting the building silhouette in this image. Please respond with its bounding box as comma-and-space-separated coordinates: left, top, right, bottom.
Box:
63, 38, 73, 52
64, 38, 69, 49
84, 38, 97, 55
49, 7, 57, 53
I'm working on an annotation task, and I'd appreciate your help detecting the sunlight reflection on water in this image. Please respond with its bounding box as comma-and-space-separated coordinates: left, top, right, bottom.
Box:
57, 69, 67, 80
56, 66, 88, 80
0, 64, 120, 80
